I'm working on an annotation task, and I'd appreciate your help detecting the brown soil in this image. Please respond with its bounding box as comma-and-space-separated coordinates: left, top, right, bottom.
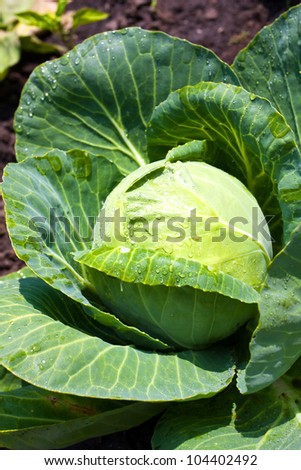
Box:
0, 0, 299, 449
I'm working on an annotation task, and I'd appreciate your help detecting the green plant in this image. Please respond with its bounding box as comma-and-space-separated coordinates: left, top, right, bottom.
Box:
0, 0, 108, 80
1, 4, 301, 450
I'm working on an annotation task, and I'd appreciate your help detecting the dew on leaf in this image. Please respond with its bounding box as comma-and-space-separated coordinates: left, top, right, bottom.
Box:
60, 56, 69, 66
28, 343, 41, 354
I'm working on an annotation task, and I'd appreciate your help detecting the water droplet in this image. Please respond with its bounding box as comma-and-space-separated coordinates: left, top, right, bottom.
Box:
60, 56, 68, 66
74, 57, 80, 65
28, 343, 41, 354
16, 124, 23, 133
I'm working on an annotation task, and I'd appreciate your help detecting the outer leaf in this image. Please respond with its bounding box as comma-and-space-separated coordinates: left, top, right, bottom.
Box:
14, 28, 239, 174
147, 81, 301, 244
0, 383, 162, 450
152, 377, 301, 450
2, 151, 169, 351
238, 222, 301, 394
233, 4, 301, 149
72, 8, 109, 30
0, 276, 235, 401
0, 30, 20, 80
76, 246, 260, 304
2, 150, 120, 297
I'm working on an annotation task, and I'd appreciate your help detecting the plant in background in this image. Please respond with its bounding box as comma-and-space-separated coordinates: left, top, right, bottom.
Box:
0, 4, 301, 450
0, 0, 108, 80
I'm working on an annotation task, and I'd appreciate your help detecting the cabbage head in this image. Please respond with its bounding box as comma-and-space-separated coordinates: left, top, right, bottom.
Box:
81, 158, 272, 349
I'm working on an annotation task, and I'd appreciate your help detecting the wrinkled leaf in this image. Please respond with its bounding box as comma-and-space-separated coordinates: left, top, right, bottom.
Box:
72, 8, 108, 30
238, 222, 301, 393
2, 150, 169, 351
14, 28, 238, 174
2, 150, 121, 298
0, 276, 235, 402
152, 378, 301, 450
233, 4, 301, 149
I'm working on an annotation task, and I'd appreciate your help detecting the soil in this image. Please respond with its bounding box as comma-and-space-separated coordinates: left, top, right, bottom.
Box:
0, 0, 299, 450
